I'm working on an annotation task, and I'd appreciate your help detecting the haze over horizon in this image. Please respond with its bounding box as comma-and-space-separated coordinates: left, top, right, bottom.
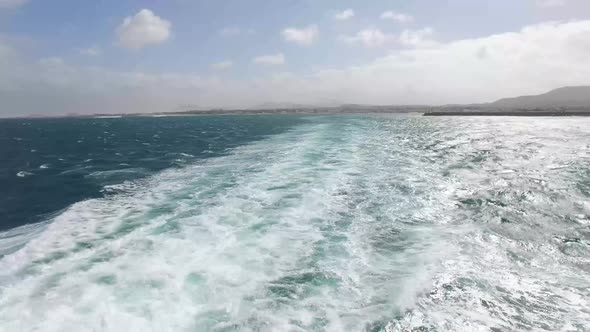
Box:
1, 0, 590, 116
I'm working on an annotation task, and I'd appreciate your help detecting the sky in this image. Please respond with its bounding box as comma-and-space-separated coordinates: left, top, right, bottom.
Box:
1, 0, 590, 116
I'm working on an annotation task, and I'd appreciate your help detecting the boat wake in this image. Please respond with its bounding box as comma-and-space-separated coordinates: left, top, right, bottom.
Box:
0, 115, 589, 331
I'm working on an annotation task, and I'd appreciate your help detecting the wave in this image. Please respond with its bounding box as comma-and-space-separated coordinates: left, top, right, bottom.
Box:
0, 116, 589, 331
85, 168, 149, 181
16, 171, 33, 178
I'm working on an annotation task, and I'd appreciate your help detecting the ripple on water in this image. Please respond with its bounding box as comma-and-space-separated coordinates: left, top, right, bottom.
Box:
0, 116, 589, 331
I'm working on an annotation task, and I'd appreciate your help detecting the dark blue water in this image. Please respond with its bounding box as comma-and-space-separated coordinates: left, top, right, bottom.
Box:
0, 115, 305, 231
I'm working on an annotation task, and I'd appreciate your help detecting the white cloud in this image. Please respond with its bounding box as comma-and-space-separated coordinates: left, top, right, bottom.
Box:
116, 9, 171, 50
399, 27, 437, 47
0, 0, 27, 9
536, 0, 568, 7
79, 47, 102, 57
334, 9, 355, 21
211, 60, 233, 70
380, 11, 414, 23
323, 20, 590, 104
2, 20, 590, 116
282, 25, 319, 46
340, 27, 437, 49
339, 28, 394, 48
253, 53, 285, 65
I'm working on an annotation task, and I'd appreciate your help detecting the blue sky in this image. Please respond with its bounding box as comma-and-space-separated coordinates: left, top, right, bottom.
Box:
1, 0, 590, 115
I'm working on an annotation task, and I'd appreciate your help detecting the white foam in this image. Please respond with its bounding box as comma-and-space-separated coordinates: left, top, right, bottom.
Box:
1, 116, 589, 331
0, 221, 50, 257
16, 171, 33, 178
0, 118, 453, 331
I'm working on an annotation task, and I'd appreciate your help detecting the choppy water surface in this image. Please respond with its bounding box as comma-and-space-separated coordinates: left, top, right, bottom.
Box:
0, 115, 589, 331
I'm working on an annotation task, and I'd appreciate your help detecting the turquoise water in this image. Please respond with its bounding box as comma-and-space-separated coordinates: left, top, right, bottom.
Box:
0, 115, 589, 331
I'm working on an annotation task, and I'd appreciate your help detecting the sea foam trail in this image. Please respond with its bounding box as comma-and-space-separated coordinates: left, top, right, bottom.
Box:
0, 117, 454, 331
0, 115, 589, 331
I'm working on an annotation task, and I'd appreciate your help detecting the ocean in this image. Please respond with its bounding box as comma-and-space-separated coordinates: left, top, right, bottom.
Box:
0, 114, 589, 331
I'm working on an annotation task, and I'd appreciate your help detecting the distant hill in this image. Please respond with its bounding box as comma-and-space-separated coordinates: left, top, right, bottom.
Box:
490, 86, 590, 109
249, 102, 315, 110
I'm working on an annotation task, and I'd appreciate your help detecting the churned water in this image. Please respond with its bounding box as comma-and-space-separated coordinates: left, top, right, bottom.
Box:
0, 115, 589, 331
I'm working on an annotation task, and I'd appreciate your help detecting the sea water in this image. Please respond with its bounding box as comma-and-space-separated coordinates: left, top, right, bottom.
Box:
0, 115, 589, 331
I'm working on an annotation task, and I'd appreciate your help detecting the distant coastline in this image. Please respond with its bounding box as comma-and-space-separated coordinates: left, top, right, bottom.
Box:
423, 109, 590, 117
4, 86, 590, 119
6, 106, 590, 120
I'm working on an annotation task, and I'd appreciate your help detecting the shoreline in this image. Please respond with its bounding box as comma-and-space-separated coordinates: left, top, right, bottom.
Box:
423, 111, 590, 116
4, 108, 590, 120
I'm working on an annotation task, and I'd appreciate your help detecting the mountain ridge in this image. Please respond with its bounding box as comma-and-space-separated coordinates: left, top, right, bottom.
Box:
489, 86, 590, 109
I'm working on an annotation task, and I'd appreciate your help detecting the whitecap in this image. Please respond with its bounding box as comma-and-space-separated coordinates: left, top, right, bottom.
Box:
16, 171, 33, 178
94, 115, 121, 119
86, 168, 147, 178
85, 168, 149, 184
59, 166, 92, 175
